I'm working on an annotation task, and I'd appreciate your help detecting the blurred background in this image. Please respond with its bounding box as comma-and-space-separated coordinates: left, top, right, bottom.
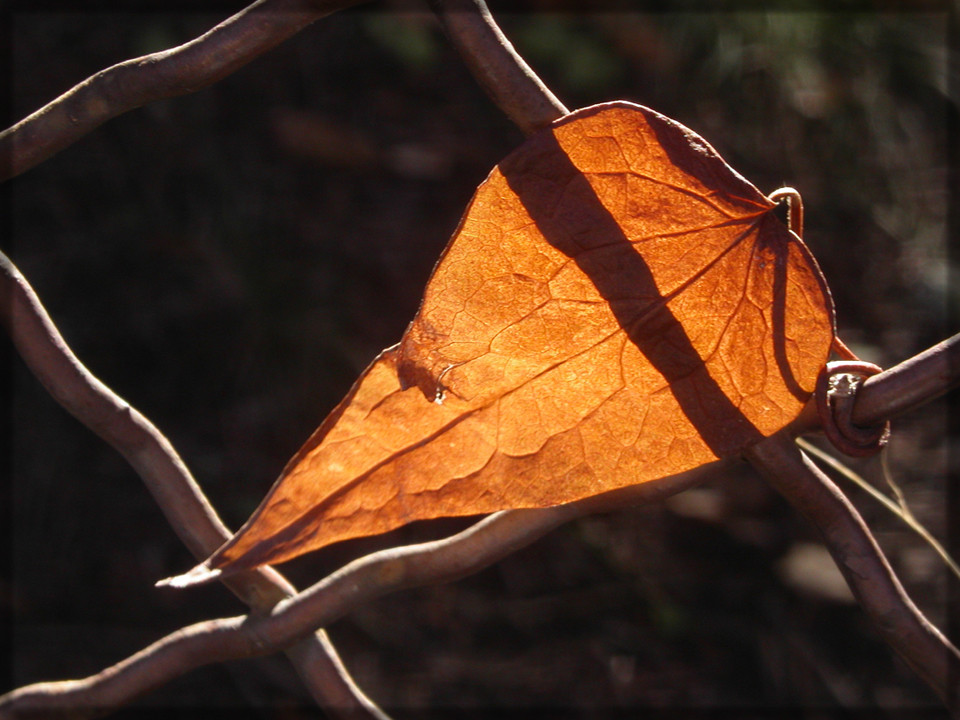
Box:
4, 1, 956, 716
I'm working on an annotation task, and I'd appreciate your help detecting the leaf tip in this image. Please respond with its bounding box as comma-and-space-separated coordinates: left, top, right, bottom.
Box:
156, 563, 222, 589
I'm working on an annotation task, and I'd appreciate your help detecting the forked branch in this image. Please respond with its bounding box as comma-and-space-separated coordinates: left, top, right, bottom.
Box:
746, 433, 960, 706
0, 250, 387, 718
0, 463, 722, 717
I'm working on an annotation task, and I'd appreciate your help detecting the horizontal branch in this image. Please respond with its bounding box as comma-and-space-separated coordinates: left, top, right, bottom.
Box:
0, 249, 386, 718
0, 0, 367, 182
1, 618, 252, 717
5, 324, 958, 715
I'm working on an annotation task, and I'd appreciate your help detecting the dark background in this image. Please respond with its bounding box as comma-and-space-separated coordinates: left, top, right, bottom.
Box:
3, 1, 956, 716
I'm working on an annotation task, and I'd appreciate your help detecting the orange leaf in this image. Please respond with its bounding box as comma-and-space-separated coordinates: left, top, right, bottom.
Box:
168, 101, 834, 586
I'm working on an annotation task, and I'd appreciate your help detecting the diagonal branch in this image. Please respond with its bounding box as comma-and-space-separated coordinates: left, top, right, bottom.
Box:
0, 0, 368, 182
429, 0, 568, 135
0, 249, 387, 719
745, 432, 960, 706
853, 332, 960, 426
3, 325, 957, 715
0, 461, 721, 717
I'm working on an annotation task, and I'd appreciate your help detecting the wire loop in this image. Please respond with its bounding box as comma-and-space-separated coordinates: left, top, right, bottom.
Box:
815, 361, 890, 457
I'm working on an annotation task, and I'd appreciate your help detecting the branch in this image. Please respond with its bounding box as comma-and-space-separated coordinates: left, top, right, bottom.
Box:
386, 17, 960, 708
0, 0, 368, 182
745, 433, 960, 706
789, 332, 960, 438
854, 332, 960, 426
5, 0, 958, 713
0, 460, 721, 717
429, 0, 568, 135
5, 326, 957, 715
0, 250, 386, 719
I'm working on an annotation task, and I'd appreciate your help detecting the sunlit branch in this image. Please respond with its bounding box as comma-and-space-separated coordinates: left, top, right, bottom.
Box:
0, 249, 386, 718
0, 0, 367, 182
745, 433, 959, 704
429, 0, 568, 135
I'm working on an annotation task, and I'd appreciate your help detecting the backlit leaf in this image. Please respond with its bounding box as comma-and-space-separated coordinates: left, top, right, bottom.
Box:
169, 101, 834, 585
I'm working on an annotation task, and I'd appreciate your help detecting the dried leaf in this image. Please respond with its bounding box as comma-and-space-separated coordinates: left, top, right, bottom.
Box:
167, 101, 834, 586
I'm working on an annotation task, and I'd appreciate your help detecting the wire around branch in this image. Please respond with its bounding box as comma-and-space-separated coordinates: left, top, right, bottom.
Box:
815, 361, 891, 457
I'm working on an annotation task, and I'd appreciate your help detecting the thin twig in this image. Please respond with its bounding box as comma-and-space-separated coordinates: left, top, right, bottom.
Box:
429, 0, 568, 135
0, 249, 387, 718
0, 461, 721, 718
0, 0, 368, 182
745, 433, 960, 706
798, 439, 960, 582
